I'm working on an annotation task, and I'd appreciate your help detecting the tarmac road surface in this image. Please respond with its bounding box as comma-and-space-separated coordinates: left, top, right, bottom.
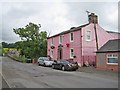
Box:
2, 56, 118, 88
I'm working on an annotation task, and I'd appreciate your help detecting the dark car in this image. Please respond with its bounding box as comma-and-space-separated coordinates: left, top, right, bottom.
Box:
52, 60, 78, 71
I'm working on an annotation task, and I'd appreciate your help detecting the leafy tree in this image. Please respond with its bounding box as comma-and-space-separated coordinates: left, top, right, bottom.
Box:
2, 42, 16, 48
0, 43, 3, 56
13, 22, 47, 60
39, 31, 47, 57
2, 42, 8, 48
15, 41, 23, 50
8, 43, 16, 48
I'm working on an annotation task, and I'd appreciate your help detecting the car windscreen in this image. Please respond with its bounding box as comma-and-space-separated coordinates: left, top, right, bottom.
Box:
61, 60, 69, 64
67, 60, 76, 64
44, 59, 50, 61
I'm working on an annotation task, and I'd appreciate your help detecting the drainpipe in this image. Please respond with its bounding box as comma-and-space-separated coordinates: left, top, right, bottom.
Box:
94, 23, 98, 51
94, 22, 98, 67
80, 29, 83, 67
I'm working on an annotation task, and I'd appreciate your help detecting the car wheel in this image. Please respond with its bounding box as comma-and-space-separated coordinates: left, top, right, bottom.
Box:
62, 66, 65, 71
52, 65, 55, 69
43, 63, 46, 67
73, 69, 76, 71
38, 62, 40, 66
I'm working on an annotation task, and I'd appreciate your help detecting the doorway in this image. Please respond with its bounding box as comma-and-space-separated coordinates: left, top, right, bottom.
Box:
57, 47, 63, 60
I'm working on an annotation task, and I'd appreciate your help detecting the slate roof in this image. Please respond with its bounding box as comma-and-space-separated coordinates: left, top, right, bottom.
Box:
47, 23, 120, 39
106, 31, 120, 34
96, 39, 120, 53
47, 23, 89, 39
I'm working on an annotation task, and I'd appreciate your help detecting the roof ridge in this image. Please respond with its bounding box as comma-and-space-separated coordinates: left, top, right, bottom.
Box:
47, 23, 89, 39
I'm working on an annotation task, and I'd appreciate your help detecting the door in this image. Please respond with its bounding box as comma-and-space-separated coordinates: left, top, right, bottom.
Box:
57, 47, 63, 60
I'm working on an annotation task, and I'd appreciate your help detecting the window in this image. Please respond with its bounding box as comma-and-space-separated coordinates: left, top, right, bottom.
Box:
70, 32, 74, 42
51, 38, 53, 45
59, 35, 62, 44
70, 48, 74, 58
86, 31, 91, 41
51, 51, 53, 58
107, 54, 118, 64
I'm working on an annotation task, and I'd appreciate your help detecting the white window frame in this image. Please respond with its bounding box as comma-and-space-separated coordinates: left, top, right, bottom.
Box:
51, 38, 53, 46
51, 50, 53, 58
59, 35, 62, 44
86, 30, 91, 41
70, 48, 74, 58
107, 54, 118, 65
70, 32, 74, 42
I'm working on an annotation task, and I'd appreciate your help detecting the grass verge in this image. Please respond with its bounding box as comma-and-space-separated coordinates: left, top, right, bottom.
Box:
7, 54, 27, 63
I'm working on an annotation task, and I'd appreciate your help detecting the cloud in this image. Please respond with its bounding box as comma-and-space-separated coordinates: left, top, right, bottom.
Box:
99, 2, 118, 31
0, 0, 119, 2
0, 3, 2, 42
1, 1, 118, 43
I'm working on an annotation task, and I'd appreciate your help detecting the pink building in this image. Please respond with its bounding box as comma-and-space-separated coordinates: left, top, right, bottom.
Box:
47, 13, 119, 66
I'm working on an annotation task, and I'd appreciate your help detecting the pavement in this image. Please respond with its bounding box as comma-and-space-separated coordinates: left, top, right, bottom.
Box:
77, 66, 118, 78
1, 56, 118, 88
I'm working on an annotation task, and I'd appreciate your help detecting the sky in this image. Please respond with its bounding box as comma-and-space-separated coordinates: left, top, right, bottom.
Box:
0, 0, 119, 43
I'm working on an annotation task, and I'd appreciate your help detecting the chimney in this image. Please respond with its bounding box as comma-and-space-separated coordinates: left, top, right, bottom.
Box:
88, 13, 98, 24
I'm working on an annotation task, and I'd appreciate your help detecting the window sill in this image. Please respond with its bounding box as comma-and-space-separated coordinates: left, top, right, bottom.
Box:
107, 63, 118, 66
70, 57, 74, 59
86, 40, 91, 42
70, 40, 74, 42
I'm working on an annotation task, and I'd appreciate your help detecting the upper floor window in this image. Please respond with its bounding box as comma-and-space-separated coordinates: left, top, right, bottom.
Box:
59, 35, 62, 44
107, 54, 118, 65
70, 32, 74, 42
51, 38, 53, 45
86, 31, 91, 41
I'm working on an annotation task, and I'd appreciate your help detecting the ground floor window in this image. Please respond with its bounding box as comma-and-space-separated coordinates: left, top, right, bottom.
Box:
70, 48, 74, 58
51, 51, 53, 58
107, 53, 118, 65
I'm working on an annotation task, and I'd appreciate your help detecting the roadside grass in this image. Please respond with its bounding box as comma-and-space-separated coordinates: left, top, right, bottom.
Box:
7, 54, 27, 63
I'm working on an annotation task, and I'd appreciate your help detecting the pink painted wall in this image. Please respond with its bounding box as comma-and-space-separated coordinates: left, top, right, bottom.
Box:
47, 36, 59, 60
47, 30, 82, 63
81, 23, 119, 65
47, 23, 119, 66
108, 32, 120, 39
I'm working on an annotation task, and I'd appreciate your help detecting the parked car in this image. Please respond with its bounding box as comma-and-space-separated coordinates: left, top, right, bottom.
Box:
37, 57, 54, 66
52, 60, 78, 71
26, 56, 32, 63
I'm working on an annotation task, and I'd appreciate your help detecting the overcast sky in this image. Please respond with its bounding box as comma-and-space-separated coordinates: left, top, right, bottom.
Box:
0, 0, 119, 43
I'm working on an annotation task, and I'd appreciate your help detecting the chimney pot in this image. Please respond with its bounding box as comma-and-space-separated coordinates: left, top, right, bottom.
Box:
88, 13, 98, 24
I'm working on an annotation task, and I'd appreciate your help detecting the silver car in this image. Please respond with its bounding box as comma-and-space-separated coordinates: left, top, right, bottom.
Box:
38, 57, 54, 66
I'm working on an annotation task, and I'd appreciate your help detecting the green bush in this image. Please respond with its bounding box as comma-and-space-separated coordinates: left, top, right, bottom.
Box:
8, 54, 27, 63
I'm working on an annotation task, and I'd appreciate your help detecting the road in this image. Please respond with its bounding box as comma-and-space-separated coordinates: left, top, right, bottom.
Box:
1, 56, 118, 88
0, 56, 10, 89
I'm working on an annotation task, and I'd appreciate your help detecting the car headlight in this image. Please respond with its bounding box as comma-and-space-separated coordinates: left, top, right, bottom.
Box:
68, 64, 72, 67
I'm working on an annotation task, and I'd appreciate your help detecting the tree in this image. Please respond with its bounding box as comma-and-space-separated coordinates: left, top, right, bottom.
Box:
0, 43, 3, 56
13, 22, 47, 60
8, 43, 16, 48
2, 42, 8, 48
39, 31, 47, 57
15, 41, 23, 50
